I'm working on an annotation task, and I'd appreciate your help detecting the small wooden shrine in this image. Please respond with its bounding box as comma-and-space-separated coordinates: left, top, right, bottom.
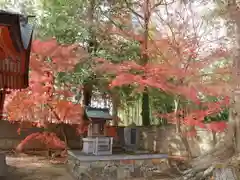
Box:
82, 107, 113, 155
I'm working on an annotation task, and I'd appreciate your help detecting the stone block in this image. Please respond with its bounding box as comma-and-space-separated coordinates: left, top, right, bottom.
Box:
117, 167, 131, 179
130, 167, 143, 177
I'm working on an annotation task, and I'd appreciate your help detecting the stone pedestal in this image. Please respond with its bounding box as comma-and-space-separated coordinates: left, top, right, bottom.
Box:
93, 137, 113, 155
124, 127, 140, 151
82, 137, 113, 155
82, 137, 95, 154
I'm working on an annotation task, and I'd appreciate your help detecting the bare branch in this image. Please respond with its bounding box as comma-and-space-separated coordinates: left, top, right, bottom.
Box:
150, 0, 175, 12
124, 0, 144, 19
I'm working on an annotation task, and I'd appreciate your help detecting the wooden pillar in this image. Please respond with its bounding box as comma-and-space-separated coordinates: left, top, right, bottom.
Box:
0, 90, 5, 120
104, 123, 107, 136
87, 124, 92, 137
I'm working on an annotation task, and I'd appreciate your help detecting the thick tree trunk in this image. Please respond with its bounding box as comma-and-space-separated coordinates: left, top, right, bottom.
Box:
82, 82, 93, 106
111, 92, 119, 126
177, 123, 236, 179
141, 0, 151, 126
177, 2, 240, 179
175, 99, 193, 159
142, 90, 150, 126
82, 0, 97, 107
229, 0, 240, 153
212, 131, 217, 146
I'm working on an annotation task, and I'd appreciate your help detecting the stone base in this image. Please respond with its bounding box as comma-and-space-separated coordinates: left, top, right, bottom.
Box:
67, 150, 169, 180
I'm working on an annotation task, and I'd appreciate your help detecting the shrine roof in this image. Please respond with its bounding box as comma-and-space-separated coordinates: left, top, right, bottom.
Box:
0, 10, 33, 52
0, 10, 34, 89
85, 107, 112, 121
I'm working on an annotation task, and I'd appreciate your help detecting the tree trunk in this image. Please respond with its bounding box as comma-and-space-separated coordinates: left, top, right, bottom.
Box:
82, 82, 93, 106
142, 90, 150, 126
212, 131, 217, 146
175, 99, 192, 159
230, 3, 240, 153
177, 123, 236, 179
82, 0, 97, 107
141, 0, 151, 126
111, 91, 119, 126
177, 2, 240, 179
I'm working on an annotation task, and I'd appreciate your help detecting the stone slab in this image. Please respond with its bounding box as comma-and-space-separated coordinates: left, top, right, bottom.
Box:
67, 150, 170, 179
68, 150, 168, 162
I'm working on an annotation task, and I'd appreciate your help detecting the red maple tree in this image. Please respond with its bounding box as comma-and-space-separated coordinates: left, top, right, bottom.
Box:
96, 44, 230, 133
95, 7, 231, 136
5, 39, 87, 152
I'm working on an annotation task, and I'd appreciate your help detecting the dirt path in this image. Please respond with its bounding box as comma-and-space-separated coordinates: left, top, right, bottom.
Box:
6, 154, 74, 180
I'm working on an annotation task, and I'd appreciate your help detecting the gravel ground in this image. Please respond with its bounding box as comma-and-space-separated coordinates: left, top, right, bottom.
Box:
5, 154, 74, 180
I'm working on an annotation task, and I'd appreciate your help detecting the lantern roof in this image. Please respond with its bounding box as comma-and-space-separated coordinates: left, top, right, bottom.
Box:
85, 107, 112, 121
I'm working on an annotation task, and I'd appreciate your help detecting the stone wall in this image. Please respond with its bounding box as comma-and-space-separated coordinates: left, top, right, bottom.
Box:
0, 120, 226, 155
0, 120, 82, 150
138, 126, 225, 157
67, 150, 171, 180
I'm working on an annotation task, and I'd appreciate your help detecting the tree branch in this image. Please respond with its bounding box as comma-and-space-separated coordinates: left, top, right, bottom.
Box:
124, 0, 144, 19
46, 103, 61, 121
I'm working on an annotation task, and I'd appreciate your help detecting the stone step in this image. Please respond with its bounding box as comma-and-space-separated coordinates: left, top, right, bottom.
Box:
113, 146, 124, 150
113, 146, 125, 153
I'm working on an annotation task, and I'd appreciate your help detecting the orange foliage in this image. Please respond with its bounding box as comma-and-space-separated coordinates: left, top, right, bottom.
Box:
5, 39, 86, 127
95, 12, 231, 133
16, 132, 66, 152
